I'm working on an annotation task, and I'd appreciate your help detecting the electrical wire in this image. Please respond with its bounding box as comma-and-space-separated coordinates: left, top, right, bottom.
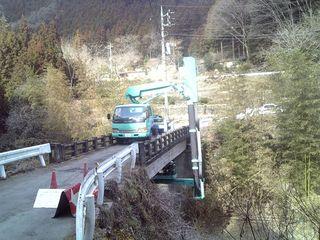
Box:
159, 4, 212, 9
167, 33, 277, 40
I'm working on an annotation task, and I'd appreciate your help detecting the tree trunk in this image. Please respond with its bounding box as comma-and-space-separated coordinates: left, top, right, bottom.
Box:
245, 45, 250, 62
243, 37, 250, 62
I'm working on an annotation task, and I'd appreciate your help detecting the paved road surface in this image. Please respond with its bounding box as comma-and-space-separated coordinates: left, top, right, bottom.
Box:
0, 145, 128, 240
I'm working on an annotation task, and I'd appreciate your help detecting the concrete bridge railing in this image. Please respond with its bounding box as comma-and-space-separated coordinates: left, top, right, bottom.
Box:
50, 135, 114, 163
138, 126, 189, 164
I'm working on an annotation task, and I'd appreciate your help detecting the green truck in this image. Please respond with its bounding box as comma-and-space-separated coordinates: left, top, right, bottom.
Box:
109, 82, 173, 142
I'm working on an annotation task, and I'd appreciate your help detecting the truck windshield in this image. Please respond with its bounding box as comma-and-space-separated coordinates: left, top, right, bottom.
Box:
113, 106, 147, 122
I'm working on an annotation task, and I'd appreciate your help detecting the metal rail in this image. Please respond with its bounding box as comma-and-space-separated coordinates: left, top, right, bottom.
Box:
0, 143, 51, 179
76, 143, 138, 240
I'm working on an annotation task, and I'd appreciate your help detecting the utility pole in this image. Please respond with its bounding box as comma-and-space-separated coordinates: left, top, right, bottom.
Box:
160, 6, 174, 72
161, 5, 166, 72
108, 42, 113, 72
220, 41, 224, 61
160, 5, 174, 131
232, 37, 235, 61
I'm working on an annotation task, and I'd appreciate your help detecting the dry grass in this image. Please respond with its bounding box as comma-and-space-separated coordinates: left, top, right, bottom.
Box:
5, 156, 48, 177
95, 170, 201, 240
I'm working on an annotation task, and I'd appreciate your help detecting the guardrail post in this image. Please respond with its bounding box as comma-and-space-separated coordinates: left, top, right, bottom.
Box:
154, 138, 160, 154
83, 141, 89, 153
0, 165, 6, 179
55, 144, 61, 162
116, 157, 122, 183
73, 142, 78, 157
101, 136, 107, 147
38, 155, 46, 167
151, 140, 156, 155
61, 145, 66, 162
138, 142, 146, 165
84, 194, 95, 240
55, 144, 64, 162
97, 170, 104, 206
130, 147, 137, 170
160, 136, 164, 150
170, 133, 174, 144
93, 137, 98, 150
165, 135, 169, 147
148, 141, 153, 157
49, 144, 57, 163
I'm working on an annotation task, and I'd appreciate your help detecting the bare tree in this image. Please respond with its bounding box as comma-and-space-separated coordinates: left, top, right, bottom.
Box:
112, 35, 143, 72
206, 0, 252, 60
205, 0, 314, 61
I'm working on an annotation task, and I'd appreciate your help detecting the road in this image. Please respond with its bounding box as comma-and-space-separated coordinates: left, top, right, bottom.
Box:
0, 144, 128, 240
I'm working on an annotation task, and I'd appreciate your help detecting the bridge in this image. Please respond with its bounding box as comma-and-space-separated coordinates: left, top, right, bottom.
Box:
0, 57, 204, 240
0, 127, 195, 240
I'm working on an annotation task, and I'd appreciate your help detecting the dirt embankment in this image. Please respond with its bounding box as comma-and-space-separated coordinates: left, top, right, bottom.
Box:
95, 171, 201, 240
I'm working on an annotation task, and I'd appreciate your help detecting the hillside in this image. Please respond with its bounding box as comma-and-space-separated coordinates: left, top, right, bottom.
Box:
0, 0, 213, 50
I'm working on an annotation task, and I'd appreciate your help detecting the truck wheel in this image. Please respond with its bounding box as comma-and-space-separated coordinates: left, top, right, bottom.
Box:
152, 127, 159, 137
116, 138, 124, 144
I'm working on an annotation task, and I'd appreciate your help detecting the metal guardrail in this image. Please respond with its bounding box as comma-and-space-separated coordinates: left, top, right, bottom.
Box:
76, 143, 138, 240
0, 143, 51, 179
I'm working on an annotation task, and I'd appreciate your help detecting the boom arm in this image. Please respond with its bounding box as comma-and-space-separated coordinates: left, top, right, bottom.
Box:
125, 82, 190, 104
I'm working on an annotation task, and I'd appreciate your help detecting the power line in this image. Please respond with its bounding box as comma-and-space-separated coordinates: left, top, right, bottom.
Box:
160, 4, 212, 9
168, 33, 276, 40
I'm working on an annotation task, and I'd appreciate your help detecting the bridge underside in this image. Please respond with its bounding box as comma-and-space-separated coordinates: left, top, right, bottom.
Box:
145, 140, 187, 179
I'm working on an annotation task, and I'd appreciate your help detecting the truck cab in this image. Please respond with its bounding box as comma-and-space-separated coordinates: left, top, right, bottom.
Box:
111, 104, 155, 141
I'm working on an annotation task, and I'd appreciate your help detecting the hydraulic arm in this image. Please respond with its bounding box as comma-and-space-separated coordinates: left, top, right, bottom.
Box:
125, 81, 187, 104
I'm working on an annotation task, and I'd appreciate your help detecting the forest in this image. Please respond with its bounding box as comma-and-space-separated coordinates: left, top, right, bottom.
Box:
0, 0, 213, 55
0, 19, 131, 151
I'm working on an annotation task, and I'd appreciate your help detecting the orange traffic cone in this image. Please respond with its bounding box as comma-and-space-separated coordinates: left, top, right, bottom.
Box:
83, 163, 88, 178
50, 171, 58, 189
93, 189, 98, 199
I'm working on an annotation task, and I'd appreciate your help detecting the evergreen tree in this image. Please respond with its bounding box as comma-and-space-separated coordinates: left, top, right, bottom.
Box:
26, 22, 65, 74
269, 14, 320, 194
